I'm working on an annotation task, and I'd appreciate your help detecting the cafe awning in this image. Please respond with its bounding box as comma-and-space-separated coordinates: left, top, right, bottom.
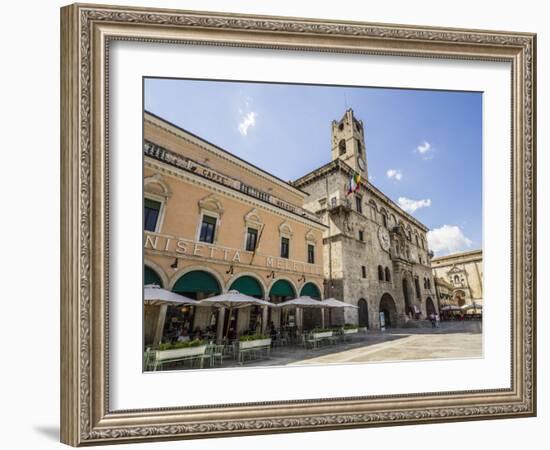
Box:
269, 279, 296, 298
172, 270, 221, 294
229, 275, 264, 298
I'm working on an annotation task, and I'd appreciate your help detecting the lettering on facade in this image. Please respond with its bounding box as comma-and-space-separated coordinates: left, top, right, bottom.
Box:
145, 232, 321, 275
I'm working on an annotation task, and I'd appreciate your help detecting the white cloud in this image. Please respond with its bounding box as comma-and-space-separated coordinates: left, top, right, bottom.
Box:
415, 141, 434, 159
398, 197, 431, 214
386, 169, 403, 181
237, 111, 257, 136
417, 141, 431, 153
427, 224, 473, 256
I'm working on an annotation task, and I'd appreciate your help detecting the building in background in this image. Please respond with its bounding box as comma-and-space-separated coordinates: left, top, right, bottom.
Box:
143, 112, 326, 345
293, 109, 437, 329
431, 249, 483, 311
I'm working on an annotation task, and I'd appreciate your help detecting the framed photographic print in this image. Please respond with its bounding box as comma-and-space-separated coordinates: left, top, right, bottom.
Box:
60, 3, 536, 446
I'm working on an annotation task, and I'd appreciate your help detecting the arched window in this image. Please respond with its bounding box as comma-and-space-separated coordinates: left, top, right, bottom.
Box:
381, 210, 388, 228
378, 265, 384, 281
339, 139, 346, 155
454, 275, 459, 284
385, 267, 391, 282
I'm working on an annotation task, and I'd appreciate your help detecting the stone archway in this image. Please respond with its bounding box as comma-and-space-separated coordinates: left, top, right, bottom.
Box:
379, 293, 398, 329
426, 297, 436, 316
358, 298, 369, 328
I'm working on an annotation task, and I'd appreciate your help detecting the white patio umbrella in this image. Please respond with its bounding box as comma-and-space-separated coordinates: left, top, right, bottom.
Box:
197, 290, 274, 338
198, 289, 273, 308
277, 296, 325, 330
144, 284, 199, 306
319, 298, 358, 328
321, 298, 359, 309
462, 302, 483, 311
441, 305, 462, 311
276, 296, 325, 308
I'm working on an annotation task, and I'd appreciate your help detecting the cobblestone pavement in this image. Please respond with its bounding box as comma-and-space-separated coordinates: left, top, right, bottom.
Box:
159, 321, 482, 371
289, 324, 482, 365
225, 321, 481, 369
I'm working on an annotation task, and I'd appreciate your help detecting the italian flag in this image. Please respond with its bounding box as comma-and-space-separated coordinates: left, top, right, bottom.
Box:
347, 172, 361, 196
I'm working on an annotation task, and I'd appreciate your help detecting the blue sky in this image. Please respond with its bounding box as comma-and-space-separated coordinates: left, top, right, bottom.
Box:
144, 78, 482, 257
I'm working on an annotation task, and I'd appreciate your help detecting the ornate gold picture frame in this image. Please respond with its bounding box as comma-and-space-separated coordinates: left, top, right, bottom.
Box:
60, 3, 536, 446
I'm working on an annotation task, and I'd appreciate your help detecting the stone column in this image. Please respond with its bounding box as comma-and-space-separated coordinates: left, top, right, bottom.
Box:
261, 306, 268, 334
216, 307, 226, 344
153, 304, 168, 346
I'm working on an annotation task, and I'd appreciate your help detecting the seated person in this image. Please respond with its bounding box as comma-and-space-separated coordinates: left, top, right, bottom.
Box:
176, 327, 190, 342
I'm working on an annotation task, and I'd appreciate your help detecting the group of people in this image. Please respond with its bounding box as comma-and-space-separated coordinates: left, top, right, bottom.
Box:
170, 324, 216, 343
428, 312, 441, 328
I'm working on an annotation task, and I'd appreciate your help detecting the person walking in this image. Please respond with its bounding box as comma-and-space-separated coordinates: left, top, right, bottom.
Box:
429, 312, 436, 328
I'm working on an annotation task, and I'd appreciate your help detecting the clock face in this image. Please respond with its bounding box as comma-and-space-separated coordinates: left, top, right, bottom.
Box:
377, 226, 390, 252
357, 157, 366, 172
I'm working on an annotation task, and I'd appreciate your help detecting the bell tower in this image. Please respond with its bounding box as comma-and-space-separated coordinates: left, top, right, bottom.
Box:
331, 109, 368, 179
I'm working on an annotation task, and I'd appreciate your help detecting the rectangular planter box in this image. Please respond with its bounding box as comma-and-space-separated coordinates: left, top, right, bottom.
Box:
312, 331, 333, 339
155, 345, 207, 361
343, 329, 358, 335
239, 338, 272, 349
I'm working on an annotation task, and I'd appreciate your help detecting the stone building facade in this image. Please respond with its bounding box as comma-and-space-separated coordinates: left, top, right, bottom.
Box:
431, 249, 483, 308
293, 109, 437, 329
143, 112, 326, 345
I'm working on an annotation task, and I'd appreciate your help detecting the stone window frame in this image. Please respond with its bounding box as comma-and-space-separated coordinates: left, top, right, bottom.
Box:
355, 194, 363, 214
243, 208, 264, 253
368, 199, 378, 222
144, 174, 171, 234
377, 265, 384, 281
196, 194, 224, 245
380, 208, 388, 228
279, 221, 294, 260
305, 229, 317, 265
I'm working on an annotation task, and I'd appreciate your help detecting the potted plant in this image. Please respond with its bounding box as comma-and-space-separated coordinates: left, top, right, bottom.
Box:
342, 323, 359, 334
310, 328, 333, 339
238, 333, 271, 349
155, 339, 207, 362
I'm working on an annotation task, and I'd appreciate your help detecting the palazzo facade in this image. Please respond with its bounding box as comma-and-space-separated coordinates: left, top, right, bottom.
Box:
143, 112, 326, 345
293, 109, 438, 329
431, 249, 483, 308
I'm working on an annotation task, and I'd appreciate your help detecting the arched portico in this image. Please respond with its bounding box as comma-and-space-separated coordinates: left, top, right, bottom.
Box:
379, 293, 398, 329
300, 282, 323, 330
268, 279, 297, 331
426, 297, 436, 316
229, 274, 266, 333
